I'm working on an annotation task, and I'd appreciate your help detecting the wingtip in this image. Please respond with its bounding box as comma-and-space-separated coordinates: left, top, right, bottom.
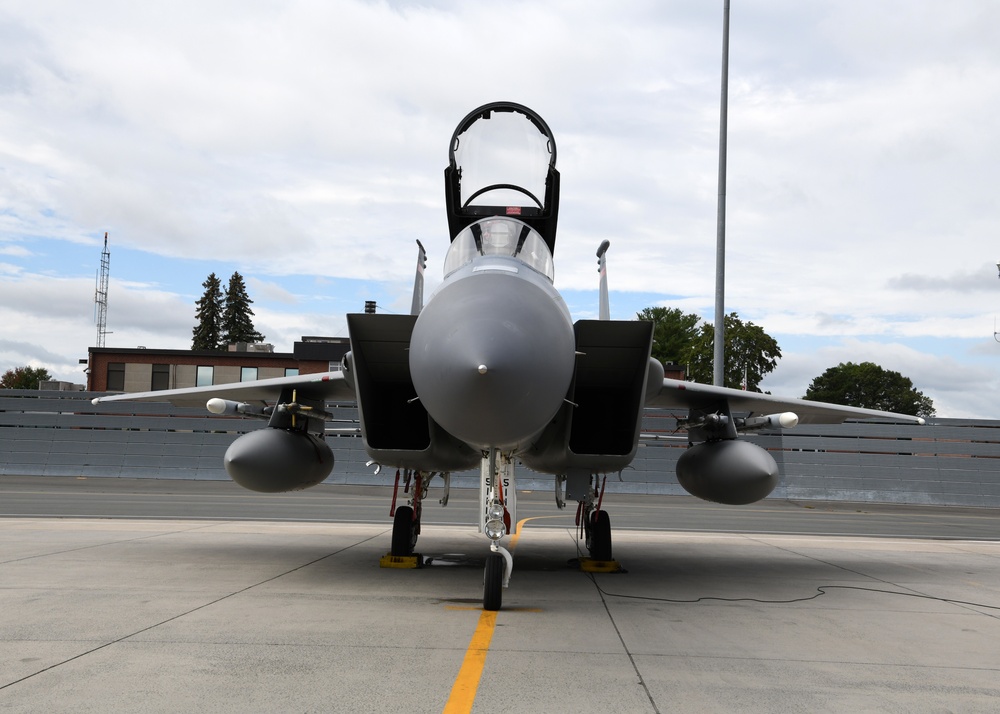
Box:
90, 397, 101, 406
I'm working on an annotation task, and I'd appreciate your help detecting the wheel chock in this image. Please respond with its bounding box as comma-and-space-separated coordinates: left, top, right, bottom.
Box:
577, 558, 624, 573
379, 553, 423, 569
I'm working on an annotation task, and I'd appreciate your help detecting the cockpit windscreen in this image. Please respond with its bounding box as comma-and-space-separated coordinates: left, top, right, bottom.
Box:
444, 217, 554, 281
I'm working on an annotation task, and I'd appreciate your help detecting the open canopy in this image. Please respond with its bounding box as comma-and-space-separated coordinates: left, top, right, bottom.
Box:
445, 102, 560, 255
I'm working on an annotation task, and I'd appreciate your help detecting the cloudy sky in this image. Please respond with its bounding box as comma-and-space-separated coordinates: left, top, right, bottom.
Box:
2, 1, 999, 418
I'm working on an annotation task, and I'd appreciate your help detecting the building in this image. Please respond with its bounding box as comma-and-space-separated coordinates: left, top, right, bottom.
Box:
85, 335, 683, 394
86, 337, 349, 393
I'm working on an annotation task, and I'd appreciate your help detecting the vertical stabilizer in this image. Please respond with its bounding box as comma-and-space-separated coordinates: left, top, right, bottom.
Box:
410, 240, 427, 316
597, 240, 610, 321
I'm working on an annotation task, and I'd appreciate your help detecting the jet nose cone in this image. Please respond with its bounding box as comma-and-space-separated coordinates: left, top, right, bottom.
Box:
409, 272, 575, 450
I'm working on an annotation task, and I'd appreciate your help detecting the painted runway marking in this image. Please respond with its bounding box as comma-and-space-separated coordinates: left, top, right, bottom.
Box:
446, 605, 543, 613
509, 514, 570, 549
442, 516, 557, 713
443, 610, 497, 713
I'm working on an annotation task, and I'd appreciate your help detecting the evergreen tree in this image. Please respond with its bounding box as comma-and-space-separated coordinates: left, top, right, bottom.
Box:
1, 366, 53, 389
221, 271, 265, 346
805, 362, 935, 417
192, 273, 224, 350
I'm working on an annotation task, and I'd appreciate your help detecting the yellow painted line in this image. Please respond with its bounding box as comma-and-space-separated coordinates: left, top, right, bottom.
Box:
508, 514, 570, 550
443, 514, 561, 713
445, 605, 542, 613
443, 610, 497, 713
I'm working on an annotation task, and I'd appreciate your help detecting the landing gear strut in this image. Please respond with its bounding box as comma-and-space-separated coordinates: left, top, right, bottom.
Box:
481, 449, 515, 611
389, 470, 442, 557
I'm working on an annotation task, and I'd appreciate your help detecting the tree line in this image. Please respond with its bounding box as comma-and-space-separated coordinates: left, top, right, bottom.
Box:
0, 293, 935, 418
639, 306, 781, 390
192, 272, 265, 350
0, 366, 52, 389
1, 272, 265, 388
638, 306, 934, 418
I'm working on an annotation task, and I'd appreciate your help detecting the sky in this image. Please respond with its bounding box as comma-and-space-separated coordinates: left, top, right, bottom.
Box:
2, 0, 999, 418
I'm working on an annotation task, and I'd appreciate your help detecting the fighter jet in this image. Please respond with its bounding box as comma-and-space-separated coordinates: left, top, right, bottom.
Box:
92, 101, 924, 611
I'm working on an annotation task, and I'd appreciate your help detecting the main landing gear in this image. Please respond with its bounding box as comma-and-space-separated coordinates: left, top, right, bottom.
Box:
585, 509, 613, 562
391, 504, 418, 557
580, 474, 613, 562
387, 470, 449, 559
558, 472, 618, 566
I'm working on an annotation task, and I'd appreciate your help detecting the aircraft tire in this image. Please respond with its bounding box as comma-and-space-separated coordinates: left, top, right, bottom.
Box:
483, 552, 505, 611
588, 510, 613, 561
391, 506, 417, 556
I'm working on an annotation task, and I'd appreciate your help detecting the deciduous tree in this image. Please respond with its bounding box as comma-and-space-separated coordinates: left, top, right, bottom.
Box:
636, 308, 781, 391
636, 306, 700, 368
1, 366, 52, 389
685, 312, 781, 391
804, 362, 935, 417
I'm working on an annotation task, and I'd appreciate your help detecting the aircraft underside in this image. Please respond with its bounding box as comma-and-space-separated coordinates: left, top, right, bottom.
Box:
380, 453, 618, 611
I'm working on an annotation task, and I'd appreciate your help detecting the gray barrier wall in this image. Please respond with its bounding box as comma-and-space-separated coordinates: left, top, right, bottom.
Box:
2, 390, 998, 507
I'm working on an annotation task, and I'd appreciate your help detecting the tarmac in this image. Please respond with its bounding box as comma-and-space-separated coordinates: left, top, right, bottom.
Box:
2, 511, 1000, 713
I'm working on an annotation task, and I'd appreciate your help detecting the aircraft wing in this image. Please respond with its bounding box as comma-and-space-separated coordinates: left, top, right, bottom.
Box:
647, 377, 925, 425
90, 371, 355, 408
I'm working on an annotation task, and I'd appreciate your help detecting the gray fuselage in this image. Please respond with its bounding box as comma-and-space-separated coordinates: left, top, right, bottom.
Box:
408, 219, 576, 453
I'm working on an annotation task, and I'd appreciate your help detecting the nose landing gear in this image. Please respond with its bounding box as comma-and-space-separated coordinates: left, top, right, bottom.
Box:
483, 544, 513, 611
481, 449, 516, 611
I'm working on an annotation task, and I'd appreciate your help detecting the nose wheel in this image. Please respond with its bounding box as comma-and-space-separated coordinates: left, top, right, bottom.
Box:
484, 552, 506, 611
482, 545, 513, 611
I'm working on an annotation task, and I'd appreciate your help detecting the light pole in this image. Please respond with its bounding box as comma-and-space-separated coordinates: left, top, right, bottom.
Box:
713, 0, 731, 386
995, 262, 1000, 342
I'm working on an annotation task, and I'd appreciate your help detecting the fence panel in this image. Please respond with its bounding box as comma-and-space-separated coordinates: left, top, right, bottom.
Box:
2, 390, 999, 505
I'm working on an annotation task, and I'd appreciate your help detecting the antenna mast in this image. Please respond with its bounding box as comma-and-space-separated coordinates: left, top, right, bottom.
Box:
95, 232, 110, 348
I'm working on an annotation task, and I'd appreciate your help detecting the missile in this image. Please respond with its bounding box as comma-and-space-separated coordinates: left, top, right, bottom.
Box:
739, 412, 799, 431
206, 398, 265, 417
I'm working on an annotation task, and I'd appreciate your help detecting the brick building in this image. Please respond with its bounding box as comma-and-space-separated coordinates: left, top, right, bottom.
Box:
86, 337, 349, 393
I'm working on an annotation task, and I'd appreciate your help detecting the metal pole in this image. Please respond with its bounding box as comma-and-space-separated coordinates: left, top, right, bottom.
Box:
713, 0, 731, 386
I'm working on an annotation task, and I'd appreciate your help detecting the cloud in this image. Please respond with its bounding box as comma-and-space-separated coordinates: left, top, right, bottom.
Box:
2, 1, 1000, 416
0, 338, 73, 366
759, 337, 1000, 419
887, 266, 999, 292
0, 244, 31, 258
246, 277, 299, 306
